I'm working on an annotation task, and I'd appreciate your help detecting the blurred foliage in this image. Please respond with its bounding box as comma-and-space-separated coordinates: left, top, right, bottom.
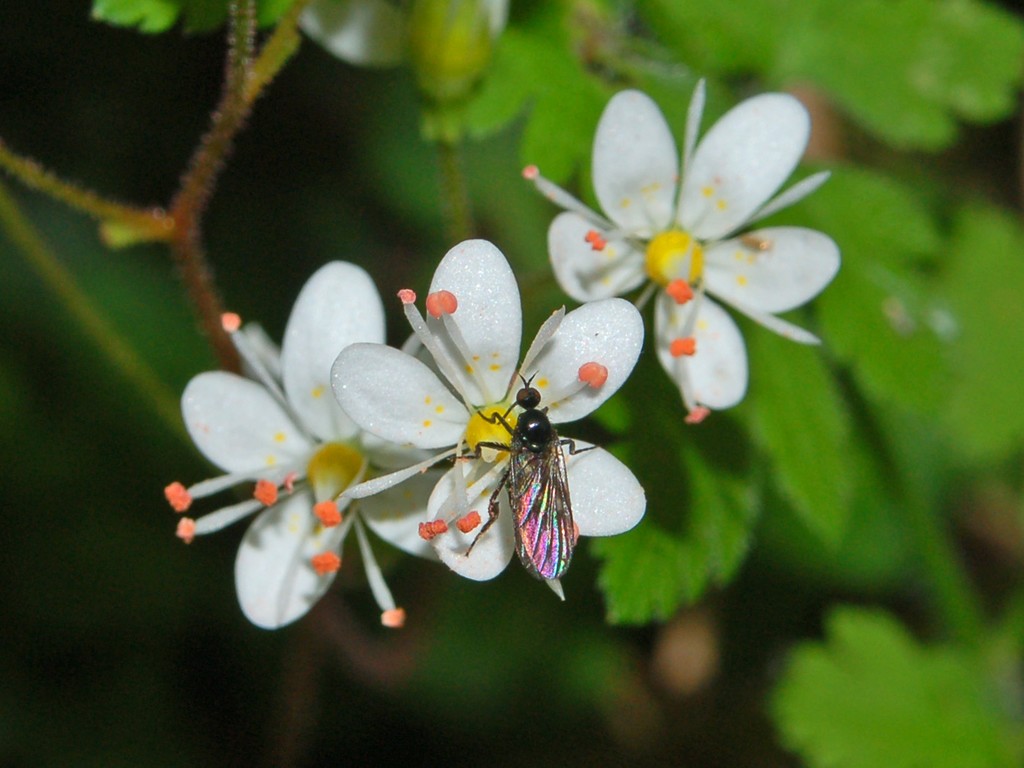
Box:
2, 0, 1023, 765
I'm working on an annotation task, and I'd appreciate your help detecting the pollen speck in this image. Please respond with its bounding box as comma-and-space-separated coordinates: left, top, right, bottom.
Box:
314, 500, 342, 527
381, 608, 406, 628
311, 552, 341, 575
253, 479, 278, 506
175, 517, 196, 544
578, 362, 608, 388
426, 290, 458, 318
164, 481, 192, 513
456, 511, 482, 533
666, 279, 694, 305
221, 312, 241, 332
670, 337, 697, 357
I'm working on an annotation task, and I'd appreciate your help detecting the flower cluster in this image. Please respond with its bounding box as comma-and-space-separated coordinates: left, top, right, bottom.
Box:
167, 82, 838, 629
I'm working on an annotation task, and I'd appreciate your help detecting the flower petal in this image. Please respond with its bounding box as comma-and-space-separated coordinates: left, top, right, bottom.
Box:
564, 442, 646, 537
655, 293, 748, 410
526, 298, 644, 423
592, 90, 679, 235
300, 0, 406, 67
427, 462, 515, 580
426, 239, 522, 405
704, 227, 841, 314
679, 93, 809, 240
182, 372, 312, 473
332, 343, 468, 448
548, 212, 646, 302
234, 492, 349, 629
359, 468, 444, 560
283, 261, 385, 442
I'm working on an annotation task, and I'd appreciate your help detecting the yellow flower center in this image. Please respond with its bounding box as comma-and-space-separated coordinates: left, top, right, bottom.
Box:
645, 230, 704, 287
465, 406, 518, 460
306, 442, 364, 501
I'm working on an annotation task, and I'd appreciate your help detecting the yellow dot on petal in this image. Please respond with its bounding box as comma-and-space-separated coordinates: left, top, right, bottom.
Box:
619, 197, 632, 209
273, 431, 286, 443
536, 377, 549, 388
489, 364, 500, 371
701, 186, 714, 197
435, 405, 444, 413
733, 250, 744, 261
424, 395, 432, 404
737, 275, 748, 286
465, 365, 474, 374
697, 320, 709, 331
606, 246, 617, 259
311, 386, 324, 399
716, 199, 727, 211
287, 513, 301, 533
641, 182, 661, 198
265, 455, 277, 466
423, 420, 432, 427
472, 355, 480, 361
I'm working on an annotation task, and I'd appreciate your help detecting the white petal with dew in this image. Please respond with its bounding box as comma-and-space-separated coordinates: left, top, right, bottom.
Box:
360, 468, 445, 560
182, 372, 312, 473
564, 443, 646, 537
593, 90, 679, 236
427, 462, 515, 580
234, 491, 352, 629
655, 293, 748, 410
332, 344, 468, 449
679, 93, 809, 241
427, 240, 522, 405
283, 261, 385, 442
527, 298, 644, 423
548, 212, 646, 302
300, 0, 406, 67
703, 227, 840, 314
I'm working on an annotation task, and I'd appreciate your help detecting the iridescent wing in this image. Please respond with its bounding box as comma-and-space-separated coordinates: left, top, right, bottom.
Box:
506, 434, 576, 580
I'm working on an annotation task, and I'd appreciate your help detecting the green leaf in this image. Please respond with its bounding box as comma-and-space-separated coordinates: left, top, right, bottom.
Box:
592, 524, 688, 624
786, 167, 949, 413
773, 607, 1022, 768
939, 206, 1024, 461
466, 3, 608, 183
91, 0, 293, 33
92, 0, 181, 33
743, 329, 853, 545
592, 358, 759, 624
639, 0, 1024, 150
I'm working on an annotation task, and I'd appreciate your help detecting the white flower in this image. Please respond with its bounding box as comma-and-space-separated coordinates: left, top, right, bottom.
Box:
300, 0, 508, 68
331, 239, 646, 597
526, 83, 840, 422
165, 262, 438, 630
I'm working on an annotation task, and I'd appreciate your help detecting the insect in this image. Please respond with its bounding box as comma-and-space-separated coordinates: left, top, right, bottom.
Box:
469, 376, 590, 580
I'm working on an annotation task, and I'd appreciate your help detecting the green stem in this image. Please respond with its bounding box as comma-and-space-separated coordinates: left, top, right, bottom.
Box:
436, 139, 475, 242
0, 139, 174, 243
0, 180, 185, 441
903, 476, 985, 646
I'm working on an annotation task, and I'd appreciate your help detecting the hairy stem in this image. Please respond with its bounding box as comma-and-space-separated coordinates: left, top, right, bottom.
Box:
436, 139, 475, 243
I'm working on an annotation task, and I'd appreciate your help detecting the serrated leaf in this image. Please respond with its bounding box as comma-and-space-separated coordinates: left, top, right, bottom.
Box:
773, 607, 1022, 768
939, 206, 1024, 460
786, 167, 949, 412
592, 524, 687, 624
639, 0, 1024, 150
743, 330, 852, 545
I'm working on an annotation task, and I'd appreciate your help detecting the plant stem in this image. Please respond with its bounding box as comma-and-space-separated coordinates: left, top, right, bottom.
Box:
436, 139, 475, 243
0, 139, 174, 243
0, 180, 185, 440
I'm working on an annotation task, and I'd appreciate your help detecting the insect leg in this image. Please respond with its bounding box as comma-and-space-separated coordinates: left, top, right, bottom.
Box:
465, 468, 508, 557
559, 438, 596, 457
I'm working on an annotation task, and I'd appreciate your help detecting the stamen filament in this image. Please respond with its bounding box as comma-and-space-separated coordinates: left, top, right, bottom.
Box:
353, 517, 397, 613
